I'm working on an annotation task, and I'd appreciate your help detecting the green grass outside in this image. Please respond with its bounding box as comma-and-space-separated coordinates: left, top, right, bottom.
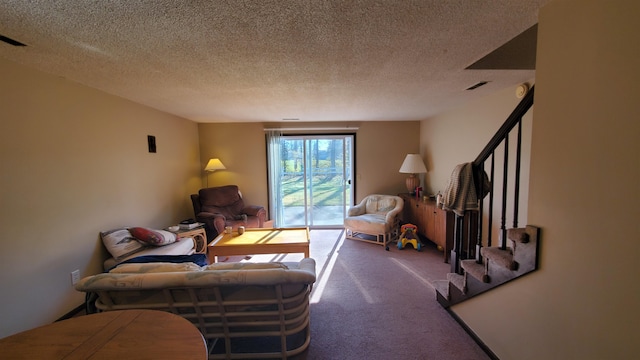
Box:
281, 174, 349, 206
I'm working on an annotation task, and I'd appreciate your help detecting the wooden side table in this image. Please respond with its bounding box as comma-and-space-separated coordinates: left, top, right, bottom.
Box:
0, 310, 207, 359
169, 226, 208, 254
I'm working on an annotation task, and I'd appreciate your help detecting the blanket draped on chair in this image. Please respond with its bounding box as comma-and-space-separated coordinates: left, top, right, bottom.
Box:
443, 162, 490, 216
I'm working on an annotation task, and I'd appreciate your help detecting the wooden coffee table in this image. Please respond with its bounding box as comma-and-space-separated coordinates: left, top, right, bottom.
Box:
207, 227, 310, 263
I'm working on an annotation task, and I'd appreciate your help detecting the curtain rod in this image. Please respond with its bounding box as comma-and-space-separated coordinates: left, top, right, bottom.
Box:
263, 127, 359, 132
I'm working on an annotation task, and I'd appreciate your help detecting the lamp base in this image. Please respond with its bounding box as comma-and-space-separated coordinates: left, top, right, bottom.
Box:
405, 174, 419, 194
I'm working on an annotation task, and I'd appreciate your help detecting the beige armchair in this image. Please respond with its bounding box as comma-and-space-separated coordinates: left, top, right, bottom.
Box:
344, 194, 404, 249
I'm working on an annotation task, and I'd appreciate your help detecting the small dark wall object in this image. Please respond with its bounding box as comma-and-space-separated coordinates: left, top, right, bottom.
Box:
147, 135, 156, 153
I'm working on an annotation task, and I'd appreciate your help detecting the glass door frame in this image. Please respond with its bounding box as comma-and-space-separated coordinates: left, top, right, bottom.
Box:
271, 133, 355, 228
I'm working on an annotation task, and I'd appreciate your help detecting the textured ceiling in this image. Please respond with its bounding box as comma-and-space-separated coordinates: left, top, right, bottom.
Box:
0, 1, 548, 123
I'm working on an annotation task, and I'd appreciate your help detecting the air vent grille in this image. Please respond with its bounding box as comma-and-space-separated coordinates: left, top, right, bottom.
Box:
0, 34, 26, 47
466, 81, 489, 90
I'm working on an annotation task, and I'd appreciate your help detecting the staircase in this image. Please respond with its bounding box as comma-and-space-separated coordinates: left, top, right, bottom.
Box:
435, 225, 539, 306
434, 86, 540, 308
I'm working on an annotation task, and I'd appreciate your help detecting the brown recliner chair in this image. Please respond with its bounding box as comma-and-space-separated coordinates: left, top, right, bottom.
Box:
191, 185, 267, 240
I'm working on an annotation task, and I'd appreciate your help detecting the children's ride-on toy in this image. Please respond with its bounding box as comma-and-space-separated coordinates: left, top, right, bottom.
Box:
398, 223, 421, 251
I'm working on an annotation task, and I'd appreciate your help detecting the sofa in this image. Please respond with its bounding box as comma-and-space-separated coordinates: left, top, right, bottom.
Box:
75, 258, 316, 359
100, 227, 196, 271
191, 185, 267, 240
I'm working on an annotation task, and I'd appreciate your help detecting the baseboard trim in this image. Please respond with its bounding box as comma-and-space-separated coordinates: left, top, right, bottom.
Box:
445, 308, 500, 360
55, 303, 85, 322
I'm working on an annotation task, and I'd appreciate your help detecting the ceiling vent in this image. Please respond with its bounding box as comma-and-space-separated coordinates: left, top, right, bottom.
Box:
466, 81, 489, 91
0, 34, 27, 47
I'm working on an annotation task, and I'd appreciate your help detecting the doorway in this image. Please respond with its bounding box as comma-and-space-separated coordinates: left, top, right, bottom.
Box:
267, 134, 354, 228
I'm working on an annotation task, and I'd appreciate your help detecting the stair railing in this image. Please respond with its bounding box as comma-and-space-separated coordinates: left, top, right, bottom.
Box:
450, 86, 535, 273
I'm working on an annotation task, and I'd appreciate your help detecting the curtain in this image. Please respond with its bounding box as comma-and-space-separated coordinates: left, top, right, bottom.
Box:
266, 131, 283, 227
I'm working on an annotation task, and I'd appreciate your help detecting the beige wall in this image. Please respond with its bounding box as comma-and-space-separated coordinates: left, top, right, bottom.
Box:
198, 122, 269, 210
420, 85, 533, 196
421, 85, 534, 242
353, 121, 421, 200
197, 121, 421, 211
0, 58, 202, 338
450, 1, 640, 359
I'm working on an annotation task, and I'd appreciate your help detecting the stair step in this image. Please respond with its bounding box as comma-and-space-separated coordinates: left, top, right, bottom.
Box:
482, 246, 517, 270
447, 272, 466, 293
508, 227, 529, 243
433, 280, 450, 300
461, 260, 489, 283
434, 225, 540, 308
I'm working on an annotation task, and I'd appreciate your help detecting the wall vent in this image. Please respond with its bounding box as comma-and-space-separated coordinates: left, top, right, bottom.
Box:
0, 34, 27, 47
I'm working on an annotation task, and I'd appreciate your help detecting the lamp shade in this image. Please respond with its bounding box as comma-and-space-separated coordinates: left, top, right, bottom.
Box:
205, 158, 226, 172
399, 154, 427, 174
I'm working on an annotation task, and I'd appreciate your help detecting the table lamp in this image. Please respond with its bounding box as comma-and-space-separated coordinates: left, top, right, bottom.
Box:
399, 154, 427, 194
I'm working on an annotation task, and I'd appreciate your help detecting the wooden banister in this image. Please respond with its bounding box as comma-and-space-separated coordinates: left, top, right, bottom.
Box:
451, 85, 535, 273
474, 86, 535, 165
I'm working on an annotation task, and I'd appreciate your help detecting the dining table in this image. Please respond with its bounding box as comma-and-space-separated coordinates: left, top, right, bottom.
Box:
0, 309, 207, 359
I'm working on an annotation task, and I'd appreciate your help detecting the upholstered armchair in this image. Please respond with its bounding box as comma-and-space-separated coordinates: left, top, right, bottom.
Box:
344, 194, 404, 249
191, 185, 266, 240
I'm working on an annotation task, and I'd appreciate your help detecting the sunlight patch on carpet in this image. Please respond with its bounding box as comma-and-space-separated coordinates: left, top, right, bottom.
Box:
310, 232, 345, 304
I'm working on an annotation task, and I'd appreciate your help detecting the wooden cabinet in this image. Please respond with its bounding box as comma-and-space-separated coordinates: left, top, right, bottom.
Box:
399, 194, 479, 264
399, 194, 454, 262
414, 199, 428, 236
424, 205, 436, 241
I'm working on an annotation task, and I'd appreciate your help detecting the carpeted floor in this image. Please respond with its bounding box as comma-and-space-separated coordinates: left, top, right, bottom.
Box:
242, 229, 492, 360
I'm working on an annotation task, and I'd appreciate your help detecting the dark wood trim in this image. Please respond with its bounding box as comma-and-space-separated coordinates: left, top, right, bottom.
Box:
55, 303, 85, 322
474, 86, 534, 165
445, 308, 500, 360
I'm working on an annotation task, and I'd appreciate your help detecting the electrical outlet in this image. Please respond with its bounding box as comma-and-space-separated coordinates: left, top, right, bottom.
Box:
70, 270, 80, 285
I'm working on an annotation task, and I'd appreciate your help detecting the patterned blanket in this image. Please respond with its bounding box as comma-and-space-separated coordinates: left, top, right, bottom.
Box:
442, 162, 490, 216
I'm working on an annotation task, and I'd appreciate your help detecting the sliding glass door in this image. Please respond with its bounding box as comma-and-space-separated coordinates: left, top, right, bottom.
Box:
268, 134, 354, 228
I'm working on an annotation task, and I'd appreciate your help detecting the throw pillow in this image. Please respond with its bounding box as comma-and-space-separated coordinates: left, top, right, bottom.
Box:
101, 228, 145, 261
129, 227, 177, 246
